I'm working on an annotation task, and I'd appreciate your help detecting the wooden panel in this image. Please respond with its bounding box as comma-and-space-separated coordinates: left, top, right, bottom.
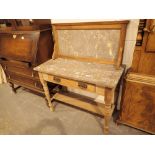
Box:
146, 19, 155, 52
0, 32, 39, 62
120, 80, 155, 134
138, 52, 155, 75
96, 87, 105, 95
36, 29, 54, 65
42, 73, 96, 93
131, 19, 155, 75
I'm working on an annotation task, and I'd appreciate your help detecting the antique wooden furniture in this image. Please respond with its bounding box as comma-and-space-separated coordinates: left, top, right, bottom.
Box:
0, 19, 54, 94
118, 19, 155, 134
34, 21, 129, 134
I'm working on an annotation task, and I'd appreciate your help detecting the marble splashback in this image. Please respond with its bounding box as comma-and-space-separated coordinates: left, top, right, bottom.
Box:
57, 30, 120, 60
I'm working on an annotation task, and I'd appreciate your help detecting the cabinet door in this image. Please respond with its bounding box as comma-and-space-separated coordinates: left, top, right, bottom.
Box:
0, 32, 39, 63
120, 80, 155, 134
146, 19, 155, 52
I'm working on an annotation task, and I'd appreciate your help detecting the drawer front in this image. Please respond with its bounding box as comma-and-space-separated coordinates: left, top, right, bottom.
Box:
0, 32, 39, 62
3, 65, 39, 80
0, 59, 30, 68
42, 74, 96, 93
6, 71, 42, 90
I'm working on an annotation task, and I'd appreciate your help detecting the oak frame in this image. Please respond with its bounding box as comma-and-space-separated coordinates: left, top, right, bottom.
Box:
52, 21, 129, 68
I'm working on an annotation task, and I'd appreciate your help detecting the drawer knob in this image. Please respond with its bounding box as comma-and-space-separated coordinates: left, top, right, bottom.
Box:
53, 76, 61, 83
78, 82, 87, 89
21, 36, 25, 40
13, 34, 17, 39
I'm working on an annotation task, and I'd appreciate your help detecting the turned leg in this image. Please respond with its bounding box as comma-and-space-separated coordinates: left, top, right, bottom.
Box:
39, 73, 54, 112
103, 88, 114, 134
103, 116, 111, 134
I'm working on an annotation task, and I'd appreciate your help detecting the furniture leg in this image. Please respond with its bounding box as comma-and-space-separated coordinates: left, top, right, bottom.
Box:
103, 116, 111, 134
103, 88, 114, 134
39, 73, 54, 111
9, 82, 16, 93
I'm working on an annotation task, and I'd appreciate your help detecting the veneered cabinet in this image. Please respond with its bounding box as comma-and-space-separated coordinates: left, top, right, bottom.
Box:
0, 19, 55, 94
120, 78, 155, 134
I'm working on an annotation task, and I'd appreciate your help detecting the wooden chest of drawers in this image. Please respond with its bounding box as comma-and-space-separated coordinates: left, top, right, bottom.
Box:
0, 20, 54, 94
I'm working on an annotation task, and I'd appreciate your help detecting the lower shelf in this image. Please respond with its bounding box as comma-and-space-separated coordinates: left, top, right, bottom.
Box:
52, 92, 114, 116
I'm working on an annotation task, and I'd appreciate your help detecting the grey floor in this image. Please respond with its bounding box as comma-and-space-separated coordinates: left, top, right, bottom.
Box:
0, 84, 148, 135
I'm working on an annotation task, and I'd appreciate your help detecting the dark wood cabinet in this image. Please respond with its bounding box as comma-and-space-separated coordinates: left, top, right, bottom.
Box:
0, 19, 54, 94
118, 19, 155, 134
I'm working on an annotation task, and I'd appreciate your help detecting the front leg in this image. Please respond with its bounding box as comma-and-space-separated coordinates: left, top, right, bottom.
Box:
39, 73, 54, 112
103, 88, 114, 134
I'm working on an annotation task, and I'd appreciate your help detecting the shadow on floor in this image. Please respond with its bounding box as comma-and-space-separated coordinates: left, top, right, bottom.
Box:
25, 118, 66, 135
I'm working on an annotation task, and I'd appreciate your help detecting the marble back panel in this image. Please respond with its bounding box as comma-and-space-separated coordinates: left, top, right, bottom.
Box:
57, 30, 120, 60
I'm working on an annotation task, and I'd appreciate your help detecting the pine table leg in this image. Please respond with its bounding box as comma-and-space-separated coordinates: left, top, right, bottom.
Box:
39, 73, 54, 112
103, 88, 114, 134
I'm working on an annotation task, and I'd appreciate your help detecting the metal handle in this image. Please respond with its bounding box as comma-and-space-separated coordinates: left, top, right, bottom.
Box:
78, 82, 87, 89
53, 76, 61, 83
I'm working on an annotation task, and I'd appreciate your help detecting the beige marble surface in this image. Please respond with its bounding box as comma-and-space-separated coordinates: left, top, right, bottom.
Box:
57, 30, 120, 60
34, 58, 124, 88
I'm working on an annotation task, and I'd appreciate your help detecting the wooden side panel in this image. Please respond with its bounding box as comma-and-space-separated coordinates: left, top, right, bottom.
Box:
36, 29, 54, 65
120, 80, 155, 134
131, 19, 155, 75
146, 19, 155, 52
138, 52, 155, 75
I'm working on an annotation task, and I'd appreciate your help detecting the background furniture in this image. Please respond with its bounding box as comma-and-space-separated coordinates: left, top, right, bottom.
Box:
35, 21, 129, 134
0, 19, 54, 94
118, 19, 155, 134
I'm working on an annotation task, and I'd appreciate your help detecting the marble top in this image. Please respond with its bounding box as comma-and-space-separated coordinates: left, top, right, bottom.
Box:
34, 58, 124, 88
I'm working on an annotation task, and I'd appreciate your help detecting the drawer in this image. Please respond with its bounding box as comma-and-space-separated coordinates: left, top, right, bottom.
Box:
3, 65, 38, 79
6, 71, 42, 90
0, 59, 30, 68
42, 74, 96, 93
0, 32, 39, 62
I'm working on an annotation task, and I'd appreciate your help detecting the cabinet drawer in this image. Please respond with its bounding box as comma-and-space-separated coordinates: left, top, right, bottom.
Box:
0, 59, 30, 68
42, 74, 96, 93
0, 32, 39, 62
6, 71, 42, 89
3, 65, 39, 79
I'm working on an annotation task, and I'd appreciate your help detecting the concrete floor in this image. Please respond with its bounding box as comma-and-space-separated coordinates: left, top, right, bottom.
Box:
0, 84, 148, 135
